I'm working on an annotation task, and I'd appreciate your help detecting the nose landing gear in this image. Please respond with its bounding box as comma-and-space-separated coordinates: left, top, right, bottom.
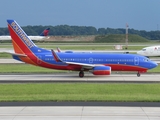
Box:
137, 72, 140, 77
79, 71, 84, 78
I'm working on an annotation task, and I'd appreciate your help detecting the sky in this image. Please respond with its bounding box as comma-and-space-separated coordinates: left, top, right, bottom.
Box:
0, 0, 160, 31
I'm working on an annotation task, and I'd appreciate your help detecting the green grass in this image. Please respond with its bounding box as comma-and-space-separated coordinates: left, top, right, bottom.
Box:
0, 64, 65, 73
0, 83, 160, 102
0, 53, 12, 58
95, 34, 150, 43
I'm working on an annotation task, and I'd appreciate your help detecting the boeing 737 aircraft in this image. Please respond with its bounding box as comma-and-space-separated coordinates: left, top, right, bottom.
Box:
137, 46, 160, 57
0, 27, 50, 41
7, 20, 158, 77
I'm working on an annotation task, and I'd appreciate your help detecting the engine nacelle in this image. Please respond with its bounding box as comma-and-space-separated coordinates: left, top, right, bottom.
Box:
65, 51, 73, 53
92, 66, 111, 75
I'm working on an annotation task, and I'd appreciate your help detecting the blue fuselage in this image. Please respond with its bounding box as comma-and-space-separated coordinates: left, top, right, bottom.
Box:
13, 50, 158, 72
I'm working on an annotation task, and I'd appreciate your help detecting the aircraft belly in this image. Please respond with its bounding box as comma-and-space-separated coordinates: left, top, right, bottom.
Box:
107, 64, 147, 71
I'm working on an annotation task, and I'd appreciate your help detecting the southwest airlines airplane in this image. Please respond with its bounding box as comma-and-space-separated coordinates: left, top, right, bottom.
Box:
7, 20, 158, 77
0, 27, 50, 41
137, 46, 160, 57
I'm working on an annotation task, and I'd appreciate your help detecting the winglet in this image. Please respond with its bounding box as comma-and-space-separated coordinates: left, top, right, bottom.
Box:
40, 28, 50, 36
51, 49, 62, 62
57, 47, 61, 52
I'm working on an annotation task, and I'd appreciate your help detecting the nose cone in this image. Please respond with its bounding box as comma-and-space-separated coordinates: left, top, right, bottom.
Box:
150, 61, 158, 69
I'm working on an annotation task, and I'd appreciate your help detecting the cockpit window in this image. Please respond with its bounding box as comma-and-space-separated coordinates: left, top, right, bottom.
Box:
144, 58, 149, 62
142, 49, 146, 51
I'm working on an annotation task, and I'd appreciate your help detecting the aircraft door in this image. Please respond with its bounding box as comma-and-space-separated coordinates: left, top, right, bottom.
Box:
150, 48, 153, 54
134, 57, 139, 65
89, 58, 93, 63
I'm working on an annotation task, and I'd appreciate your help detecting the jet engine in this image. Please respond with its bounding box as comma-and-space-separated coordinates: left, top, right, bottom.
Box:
92, 66, 111, 75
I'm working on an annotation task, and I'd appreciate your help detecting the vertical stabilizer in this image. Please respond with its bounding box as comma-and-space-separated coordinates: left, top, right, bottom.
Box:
7, 19, 38, 54
40, 28, 50, 36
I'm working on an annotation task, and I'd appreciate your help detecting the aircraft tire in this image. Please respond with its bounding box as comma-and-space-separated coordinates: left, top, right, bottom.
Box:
79, 71, 84, 78
137, 72, 140, 77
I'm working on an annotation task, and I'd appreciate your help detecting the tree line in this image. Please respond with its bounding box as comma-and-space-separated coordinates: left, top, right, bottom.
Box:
0, 25, 160, 40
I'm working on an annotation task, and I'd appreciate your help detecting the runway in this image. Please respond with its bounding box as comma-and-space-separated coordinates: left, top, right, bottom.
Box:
0, 106, 160, 120
0, 59, 23, 63
0, 73, 160, 83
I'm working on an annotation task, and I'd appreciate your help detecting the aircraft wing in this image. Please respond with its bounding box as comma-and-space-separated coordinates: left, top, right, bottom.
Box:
65, 61, 106, 69
51, 49, 102, 69
65, 61, 95, 67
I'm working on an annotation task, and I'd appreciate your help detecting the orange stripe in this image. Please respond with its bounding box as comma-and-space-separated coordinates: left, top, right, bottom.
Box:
20, 56, 38, 66
12, 39, 38, 66
12, 39, 25, 54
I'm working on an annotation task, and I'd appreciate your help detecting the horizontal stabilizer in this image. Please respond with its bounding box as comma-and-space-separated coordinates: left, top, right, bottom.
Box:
5, 51, 27, 57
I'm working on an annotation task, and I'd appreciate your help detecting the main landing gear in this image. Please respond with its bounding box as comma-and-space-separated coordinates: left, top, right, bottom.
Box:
79, 71, 84, 78
137, 72, 140, 77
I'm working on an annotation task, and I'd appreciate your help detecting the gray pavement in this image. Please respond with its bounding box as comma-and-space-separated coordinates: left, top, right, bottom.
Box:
0, 102, 160, 107
0, 59, 23, 63
0, 74, 160, 83
0, 106, 159, 120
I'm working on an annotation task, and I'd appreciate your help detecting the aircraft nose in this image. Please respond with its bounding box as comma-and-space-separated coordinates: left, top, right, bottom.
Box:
151, 61, 158, 69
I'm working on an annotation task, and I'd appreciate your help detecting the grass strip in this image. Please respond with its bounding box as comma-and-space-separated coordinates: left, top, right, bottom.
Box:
0, 64, 65, 73
0, 83, 159, 102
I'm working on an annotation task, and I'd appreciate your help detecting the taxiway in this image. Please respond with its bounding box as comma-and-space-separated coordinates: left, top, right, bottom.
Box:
0, 106, 160, 120
0, 73, 159, 83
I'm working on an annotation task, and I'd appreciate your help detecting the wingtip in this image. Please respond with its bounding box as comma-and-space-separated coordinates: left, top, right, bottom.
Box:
51, 49, 62, 62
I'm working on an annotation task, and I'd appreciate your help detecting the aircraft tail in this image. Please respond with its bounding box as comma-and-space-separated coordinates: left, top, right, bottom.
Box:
40, 28, 50, 36
7, 19, 38, 55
